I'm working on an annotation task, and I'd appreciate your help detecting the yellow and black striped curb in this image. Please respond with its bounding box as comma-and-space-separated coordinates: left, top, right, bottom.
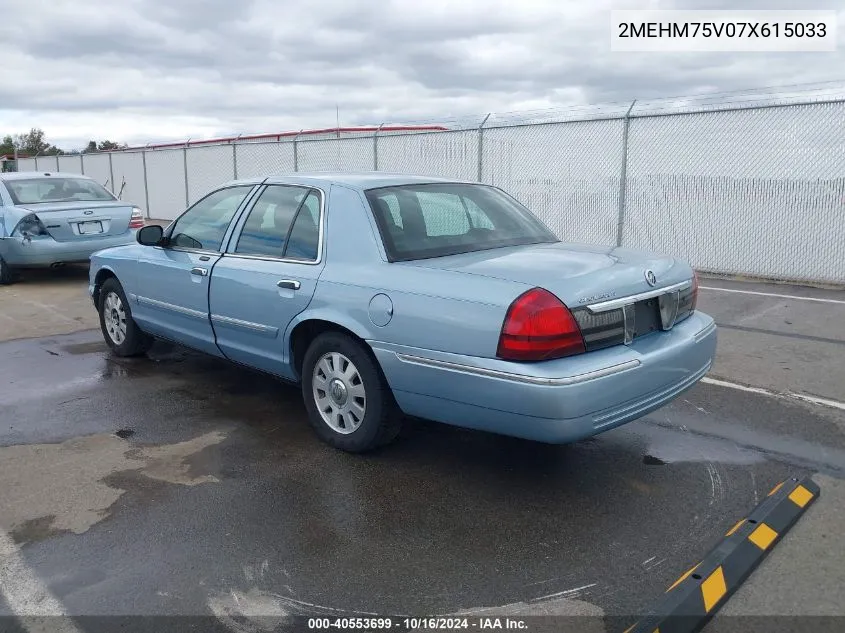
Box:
624, 475, 820, 633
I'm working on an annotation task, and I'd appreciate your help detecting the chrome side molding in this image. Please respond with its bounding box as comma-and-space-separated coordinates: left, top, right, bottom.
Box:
394, 353, 641, 386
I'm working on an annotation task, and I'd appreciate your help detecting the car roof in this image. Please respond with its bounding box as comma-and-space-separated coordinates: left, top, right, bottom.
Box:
0, 171, 94, 181
258, 172, 478, 191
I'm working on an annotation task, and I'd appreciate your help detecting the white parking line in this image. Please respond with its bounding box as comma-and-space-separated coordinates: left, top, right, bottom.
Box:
0, 529, 82, 632
700, 286, 845, 305
787, 392, 845, 412
701, 377, 845, 412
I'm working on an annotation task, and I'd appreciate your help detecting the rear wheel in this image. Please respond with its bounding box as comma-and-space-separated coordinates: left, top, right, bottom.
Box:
98, 277, 152, 357
0, 255, 16, 285
301, 332, 401, 452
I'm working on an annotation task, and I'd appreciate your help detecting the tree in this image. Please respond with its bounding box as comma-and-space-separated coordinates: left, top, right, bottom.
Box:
15, 128, 55, 155
2, 128, 65, 156
2, 129, 128, 156
98, 140, 127, 151
82, 140, 128, 153
0, 135, 15, 156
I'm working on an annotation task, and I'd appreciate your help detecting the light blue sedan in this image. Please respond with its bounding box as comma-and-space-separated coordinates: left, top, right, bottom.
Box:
88, 173, 717, 452
0, 171, 146, 283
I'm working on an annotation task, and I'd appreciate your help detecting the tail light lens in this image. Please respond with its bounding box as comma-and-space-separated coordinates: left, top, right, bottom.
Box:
129, 207, 145, 229
12, 214, 48, 237
497, 288, 586, 361
676, 272, 699, 324
571, 306, 626, 351
691, 271, 699, 312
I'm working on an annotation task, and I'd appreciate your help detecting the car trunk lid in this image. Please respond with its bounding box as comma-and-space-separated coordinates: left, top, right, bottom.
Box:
402, 242, 697, 352
401, 241, 688, 307
15, 201, 135, 242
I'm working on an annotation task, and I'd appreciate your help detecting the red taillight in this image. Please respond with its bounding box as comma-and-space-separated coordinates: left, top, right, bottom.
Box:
691, 272, 699, 312
496, 288, 586, 361
129, 208, 144, 229
12, 214, 48, 237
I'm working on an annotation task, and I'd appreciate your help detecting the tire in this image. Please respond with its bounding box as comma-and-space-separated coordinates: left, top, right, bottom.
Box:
0, 255, 16, 285
98, 277, 153, 357
301, 332, 402, 453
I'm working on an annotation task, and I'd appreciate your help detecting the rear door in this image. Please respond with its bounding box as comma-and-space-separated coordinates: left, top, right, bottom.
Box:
209, 184, 325, 378
132, 184, 258, 356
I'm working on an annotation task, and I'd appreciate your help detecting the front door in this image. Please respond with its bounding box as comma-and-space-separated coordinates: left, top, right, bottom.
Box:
132, 184, 257, 356
209, 185, 325, 378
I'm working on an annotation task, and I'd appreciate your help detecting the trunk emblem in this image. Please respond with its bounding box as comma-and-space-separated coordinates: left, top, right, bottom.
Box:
83, 210, 94, 215
577, 292, 615, 304
644, 269, 657, 286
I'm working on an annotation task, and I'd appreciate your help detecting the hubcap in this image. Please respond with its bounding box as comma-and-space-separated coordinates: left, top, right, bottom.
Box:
312, 352, 366, 434
103, 291, 127, 345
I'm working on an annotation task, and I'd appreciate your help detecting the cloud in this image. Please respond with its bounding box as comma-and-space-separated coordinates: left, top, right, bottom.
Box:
1, 0, 843, 149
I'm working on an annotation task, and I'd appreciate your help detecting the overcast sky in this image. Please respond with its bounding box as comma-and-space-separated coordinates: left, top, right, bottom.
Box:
1, 0, 843, 149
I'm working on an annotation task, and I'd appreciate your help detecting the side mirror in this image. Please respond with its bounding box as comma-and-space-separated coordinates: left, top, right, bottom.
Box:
137, 224, 164, 246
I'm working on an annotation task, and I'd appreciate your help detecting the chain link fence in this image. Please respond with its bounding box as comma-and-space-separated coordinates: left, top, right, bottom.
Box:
482, 119, 625, 247
14, 95, 845, 284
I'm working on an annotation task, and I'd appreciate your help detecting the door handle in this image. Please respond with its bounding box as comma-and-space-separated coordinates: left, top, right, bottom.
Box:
277, 279, 301, 290
191, 267, 208, 276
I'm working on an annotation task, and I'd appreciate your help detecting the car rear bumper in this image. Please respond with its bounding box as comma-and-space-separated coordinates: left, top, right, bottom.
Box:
0, 231, 137, 267
370, 311, 717, 443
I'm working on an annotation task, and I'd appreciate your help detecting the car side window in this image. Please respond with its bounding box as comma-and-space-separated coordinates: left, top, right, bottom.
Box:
283, 190, 322, 261
463, 197, 495, 229
234, 185, 318, 259
416, 191, 470, 236
380, 194, 403, 228
170, 186, 254, 251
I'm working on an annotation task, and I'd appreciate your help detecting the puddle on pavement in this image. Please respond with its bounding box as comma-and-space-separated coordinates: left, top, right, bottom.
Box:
101, 360, 131, 379
643, 429, 765, 466
62, 341, 108, 355
1, 343, 204, 406
0, 430, 228, 544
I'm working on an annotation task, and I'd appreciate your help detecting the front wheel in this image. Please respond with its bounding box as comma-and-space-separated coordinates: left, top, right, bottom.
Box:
301, 332, 401, 452
98, 277, 152, 357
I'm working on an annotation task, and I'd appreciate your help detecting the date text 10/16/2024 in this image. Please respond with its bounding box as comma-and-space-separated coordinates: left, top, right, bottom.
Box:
307, 617, 530, 630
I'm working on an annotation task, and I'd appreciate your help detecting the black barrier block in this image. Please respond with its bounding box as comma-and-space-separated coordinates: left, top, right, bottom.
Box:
624, 476, 820, 633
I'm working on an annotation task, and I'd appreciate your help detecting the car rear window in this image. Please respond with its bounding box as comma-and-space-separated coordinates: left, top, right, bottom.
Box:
364, 183, 559, 261
4, 177, 115, 205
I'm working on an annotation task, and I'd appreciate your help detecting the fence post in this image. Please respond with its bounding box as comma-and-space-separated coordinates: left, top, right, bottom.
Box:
108, 152, 115, 194
183, 140, 190, 207
373, 123, 384, 171
142, 146, 151, 218
79, 153, 84, 174
293, 130, 302, 172
233, 134, 241, 179
477, 113, 491, 182
616, 99, 637, 247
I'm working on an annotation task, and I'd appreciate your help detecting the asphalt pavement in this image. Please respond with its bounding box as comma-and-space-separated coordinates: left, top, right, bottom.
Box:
0, 269, 843, 633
